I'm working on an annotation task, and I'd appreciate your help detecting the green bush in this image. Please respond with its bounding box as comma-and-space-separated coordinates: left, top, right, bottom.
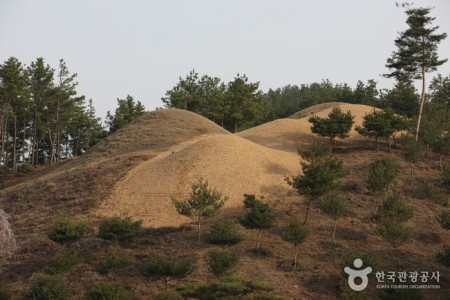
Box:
84, 282, 132, 300
178, 276, 273, 300
206, 221, 244, 246
153, 291, 183, 300
208, 248, 239, 276
437, 246, 450, 268
95, 245, 133, 275
0, 281, 11, 300
138, 253, 194, 283
98, 216, 143, 241
47, 218, 89, 243
438, 210, 450, 229
44, 251, 82, 274
27, 275, 70, 300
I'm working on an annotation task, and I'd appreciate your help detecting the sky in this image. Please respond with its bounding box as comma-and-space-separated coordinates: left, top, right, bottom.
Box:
1, 0, 449, 120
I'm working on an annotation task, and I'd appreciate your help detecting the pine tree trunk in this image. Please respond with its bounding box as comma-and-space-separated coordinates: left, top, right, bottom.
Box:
12, 116, 17, 173
234, 121, 238, 133
376, 137, 379, 153
197, 216, 201, 241
439, 154, 443, 173
0, 116, 6, 166
415, 68, 426, 142
294, 245, 298, 269
255, 229, 262, 250
388, 138, 392, 153
303, 199, 314, 225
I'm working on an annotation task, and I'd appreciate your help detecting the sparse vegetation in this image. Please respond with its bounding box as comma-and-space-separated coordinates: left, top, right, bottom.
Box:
138, 253, 194, 286
47, 217, 89, 243
98, 216, 143, 242
172, 178, 228, 241
95, 245, 133, 275
208, 248, 240, 276
438, 210, 450, 229
0, 281, 11, 300
27, 275, 70, 300
84, 282, 132, 300
0, 209, 16, 260
153, 291, 184, 300
178, 276, 274, 300
44, 250, 82, 275
206, 221, 244, 246
240, 194, 276, 251
436, 246, 450, 268
280, 219, 309, 268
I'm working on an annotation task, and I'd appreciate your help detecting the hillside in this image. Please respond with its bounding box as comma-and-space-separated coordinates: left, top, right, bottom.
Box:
0, 104, 449, 299
238, 103, 377, 152
96, 134, 299, 227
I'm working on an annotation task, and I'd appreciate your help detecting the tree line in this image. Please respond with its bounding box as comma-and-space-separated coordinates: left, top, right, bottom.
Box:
0, 57, 146, 172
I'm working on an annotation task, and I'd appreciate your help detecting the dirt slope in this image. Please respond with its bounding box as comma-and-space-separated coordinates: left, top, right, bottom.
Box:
0, 108, 229, 234
238, 103, 377, 152
96, 134, 300, 227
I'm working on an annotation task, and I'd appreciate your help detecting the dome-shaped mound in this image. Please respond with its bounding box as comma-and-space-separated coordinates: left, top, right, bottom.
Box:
238, 103, 378, 151
88, 108, 229, 158
96, 134, 300, 227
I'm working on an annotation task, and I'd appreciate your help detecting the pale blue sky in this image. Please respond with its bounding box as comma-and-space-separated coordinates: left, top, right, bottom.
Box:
1, 0, 449, 119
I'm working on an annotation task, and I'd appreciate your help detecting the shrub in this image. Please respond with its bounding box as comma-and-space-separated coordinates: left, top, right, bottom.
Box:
178, 276, 273, 300
0, 281, 11, 300
436, 246, 450, 268
206, 221, 244, 246
208, 248, 239, 276
438, 210, 450, 229
47, 217, 89, 243
138, 253, 194, 285
95, 245, 133, 275
44, 251, 82, 274
98, 216, 143, 241
84, 282, 132, 300
0, 209, 16, 259
27, 275, 70, 300
153, 291, 183, 300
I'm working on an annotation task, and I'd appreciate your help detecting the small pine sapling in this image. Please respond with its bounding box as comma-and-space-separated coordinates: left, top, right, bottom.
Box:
172, 178, 228, 241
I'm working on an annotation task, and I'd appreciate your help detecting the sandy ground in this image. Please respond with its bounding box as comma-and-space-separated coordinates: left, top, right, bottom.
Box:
238, 103, 378, 152
97, 134, 300, 227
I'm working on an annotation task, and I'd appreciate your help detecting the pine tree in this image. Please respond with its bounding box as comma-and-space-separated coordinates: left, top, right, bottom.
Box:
172, 178, 228, 241
281, 219, 309, 268
320, 193, 353, 246
308, 107, 354, 146
240, 194, 276, 251
384, 7, 447, 141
